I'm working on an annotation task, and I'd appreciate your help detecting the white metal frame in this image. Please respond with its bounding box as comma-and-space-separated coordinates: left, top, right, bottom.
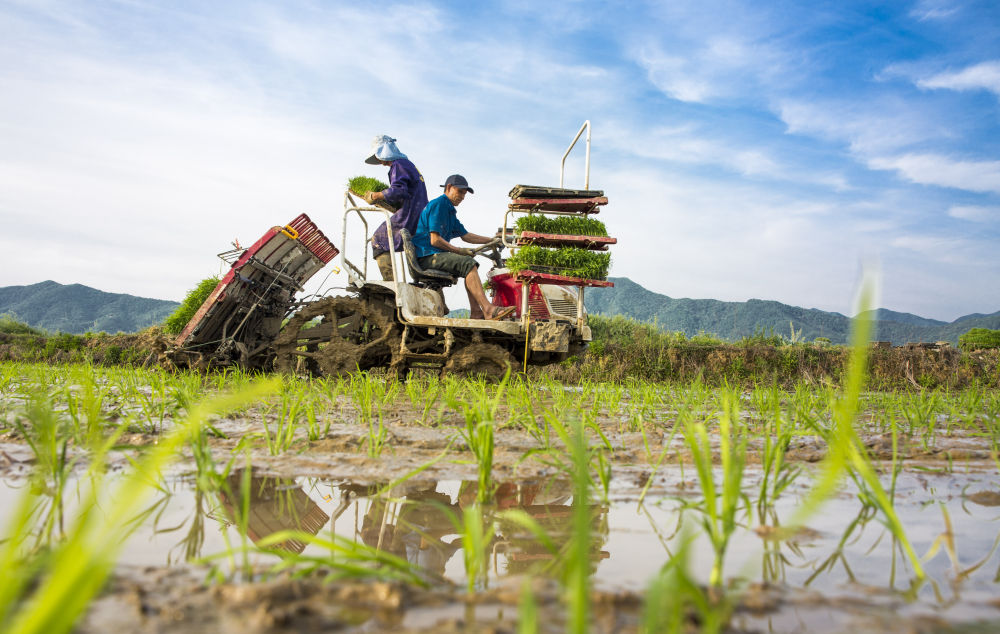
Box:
560, 119, 591, 189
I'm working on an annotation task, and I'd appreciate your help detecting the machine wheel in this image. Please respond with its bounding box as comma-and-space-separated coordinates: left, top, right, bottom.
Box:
273, 297, 398, 376
442, 343, 516, 380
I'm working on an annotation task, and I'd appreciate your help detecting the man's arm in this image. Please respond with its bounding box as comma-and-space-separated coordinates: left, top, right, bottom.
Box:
460, 232, 496, 245
429, 232, 472, 255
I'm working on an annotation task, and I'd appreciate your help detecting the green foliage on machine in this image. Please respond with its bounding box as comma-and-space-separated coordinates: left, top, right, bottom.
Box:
163, 276, 221, 335
506, 245, 611, 280
514, 215, 608, 237
348, 176, 390, 196
959, 328, 1000, 351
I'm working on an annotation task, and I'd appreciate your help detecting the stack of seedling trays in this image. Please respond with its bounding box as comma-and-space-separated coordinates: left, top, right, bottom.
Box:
505, 184, 615, 289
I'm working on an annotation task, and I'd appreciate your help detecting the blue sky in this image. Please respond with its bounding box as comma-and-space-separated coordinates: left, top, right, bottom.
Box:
1, 0, 998, 320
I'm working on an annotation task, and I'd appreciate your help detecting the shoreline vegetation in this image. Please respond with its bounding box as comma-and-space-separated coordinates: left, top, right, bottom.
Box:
1, 313, 997, 389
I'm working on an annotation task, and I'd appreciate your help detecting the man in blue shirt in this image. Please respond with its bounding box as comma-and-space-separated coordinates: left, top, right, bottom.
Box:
363, 135, 428, 280
413, 175, 515, 320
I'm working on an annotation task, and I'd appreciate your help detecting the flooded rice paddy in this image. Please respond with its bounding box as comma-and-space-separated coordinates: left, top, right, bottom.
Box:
1, 361, 999, 632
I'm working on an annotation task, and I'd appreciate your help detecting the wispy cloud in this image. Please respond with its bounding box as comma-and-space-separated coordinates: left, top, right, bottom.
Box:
909, 0, 960, 21
867, 154, 1000, 194
948, 204, 999, 221
915, 60, 1000, 97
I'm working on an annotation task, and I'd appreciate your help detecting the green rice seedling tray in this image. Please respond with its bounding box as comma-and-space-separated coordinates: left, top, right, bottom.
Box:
517, 231, 616, 251
512, 269, 614, 288
506, 245, 611, 280
514, 215, 608, 237
347, 175, 397, 211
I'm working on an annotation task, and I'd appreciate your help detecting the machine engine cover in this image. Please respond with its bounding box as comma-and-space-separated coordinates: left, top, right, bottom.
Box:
530, 321, 571, 353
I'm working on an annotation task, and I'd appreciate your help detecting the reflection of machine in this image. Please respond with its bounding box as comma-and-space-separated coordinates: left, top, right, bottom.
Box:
216, 472, 329, 554
356, 480, 610, 578
162, 122, 616, 377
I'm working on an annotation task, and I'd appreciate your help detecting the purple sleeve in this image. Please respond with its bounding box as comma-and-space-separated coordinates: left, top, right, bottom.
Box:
382, 162, 414, 207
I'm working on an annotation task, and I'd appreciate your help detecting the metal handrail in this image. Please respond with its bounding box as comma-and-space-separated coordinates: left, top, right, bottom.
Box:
342, 191, 406, 307
559, 120, 591, 189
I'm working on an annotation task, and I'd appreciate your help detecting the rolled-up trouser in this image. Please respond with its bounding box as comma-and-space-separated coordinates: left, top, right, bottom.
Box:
417, 252, 477, 278
373, 250, 394, 280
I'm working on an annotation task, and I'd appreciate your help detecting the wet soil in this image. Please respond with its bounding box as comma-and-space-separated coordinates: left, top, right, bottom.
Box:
3, 396, 1000, 632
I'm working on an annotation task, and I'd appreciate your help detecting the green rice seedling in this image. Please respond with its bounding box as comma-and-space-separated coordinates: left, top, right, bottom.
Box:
132, 371, 176, 434
518, 578, 539, 634
506, 245, 611, 280
898, 390, 942, 448
12, 390, 73, 547
349, 373, 399, 457
515, 215, 608, 237
791, 276, 926, 580
63, 365, 108, 447
248, 527, 429, 586
164, 276, 221, 335
451, 373, 509, 503
301, 393, 329, 441
0, 378, 278, 634
565, 415, 593, 634
755, 386, 801, 516
262, 386, 304, 454
460, 504, 494, 594
681, 387, 747, 590
347, 175, 390, 196
640, 528, 726, 634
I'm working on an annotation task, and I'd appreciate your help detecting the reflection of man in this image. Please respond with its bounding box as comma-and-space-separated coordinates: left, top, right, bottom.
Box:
411, 174, 515, 320
360, 486, 461, 576
363, 135, 428, 281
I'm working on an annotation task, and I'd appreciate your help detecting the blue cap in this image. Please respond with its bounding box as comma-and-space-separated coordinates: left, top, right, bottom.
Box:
441, 174, 474, 194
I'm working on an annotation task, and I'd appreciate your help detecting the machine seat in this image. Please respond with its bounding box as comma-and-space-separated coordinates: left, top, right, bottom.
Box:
399, 229, 458, 290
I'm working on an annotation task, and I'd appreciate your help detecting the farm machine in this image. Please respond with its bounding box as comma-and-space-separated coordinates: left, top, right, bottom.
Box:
161, 122, 616, 377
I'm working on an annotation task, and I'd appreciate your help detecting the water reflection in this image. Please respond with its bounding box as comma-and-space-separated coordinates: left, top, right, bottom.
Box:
353, 480, 609, 578
4, 466, 999, 620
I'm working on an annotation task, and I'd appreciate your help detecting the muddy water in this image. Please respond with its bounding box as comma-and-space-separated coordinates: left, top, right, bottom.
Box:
3, 463, 999, 632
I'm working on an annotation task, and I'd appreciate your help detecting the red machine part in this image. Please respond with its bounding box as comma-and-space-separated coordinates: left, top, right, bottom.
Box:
489, 271, 550, 320
175, 213, 339, 345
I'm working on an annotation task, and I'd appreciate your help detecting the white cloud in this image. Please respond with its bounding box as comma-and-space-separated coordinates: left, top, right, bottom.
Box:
779, 100, 947, 156
909, 0, 960, 21
916, 60, 1000, 97
632, 27, 786, 104
867, 153, 1000, 194
948, 204, 999, 221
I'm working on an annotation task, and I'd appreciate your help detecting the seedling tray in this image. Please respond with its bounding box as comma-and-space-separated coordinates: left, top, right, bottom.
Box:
517, 231, 617, 250
508, 184, 605, 199
512, 269, 615, 288
509, 197, 608, 213
347, 189, 397, 212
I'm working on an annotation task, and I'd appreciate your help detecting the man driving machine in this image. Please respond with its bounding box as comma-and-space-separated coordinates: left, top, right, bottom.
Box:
411, 174, 516, 321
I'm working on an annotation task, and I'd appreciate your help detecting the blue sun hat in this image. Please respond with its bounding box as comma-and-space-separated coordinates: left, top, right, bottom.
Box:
364, 135, 407, 164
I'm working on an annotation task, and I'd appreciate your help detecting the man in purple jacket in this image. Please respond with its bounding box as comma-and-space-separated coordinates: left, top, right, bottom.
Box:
363, 135, 429, 280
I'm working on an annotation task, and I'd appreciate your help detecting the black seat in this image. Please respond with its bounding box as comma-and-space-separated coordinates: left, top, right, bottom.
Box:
399, 229, 458, 290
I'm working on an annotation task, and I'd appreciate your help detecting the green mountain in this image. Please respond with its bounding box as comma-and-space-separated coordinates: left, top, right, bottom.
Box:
584, 277, 1000, 345
0, 281, 179, 334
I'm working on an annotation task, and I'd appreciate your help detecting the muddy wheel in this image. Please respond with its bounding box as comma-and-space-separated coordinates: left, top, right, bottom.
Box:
442, 343, 516, 380
273, 297, 398, 376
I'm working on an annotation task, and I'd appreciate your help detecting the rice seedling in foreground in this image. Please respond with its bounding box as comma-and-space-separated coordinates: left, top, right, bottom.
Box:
791, 275, 926, 580
0, 378, 280, 634
680, 386, 747, 591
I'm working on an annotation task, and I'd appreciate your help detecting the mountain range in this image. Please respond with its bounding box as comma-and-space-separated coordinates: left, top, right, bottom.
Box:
0, 281, 178, 334
1, 278, 997, 345
583, 277, 1000, 345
